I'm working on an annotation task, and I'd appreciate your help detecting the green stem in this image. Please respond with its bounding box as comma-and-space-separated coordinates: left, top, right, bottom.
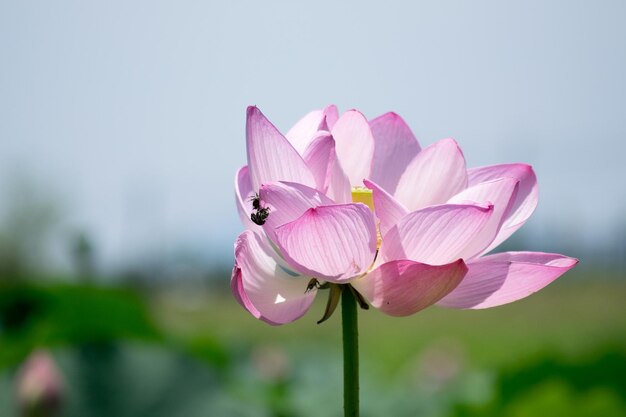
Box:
341, 285, 359, 417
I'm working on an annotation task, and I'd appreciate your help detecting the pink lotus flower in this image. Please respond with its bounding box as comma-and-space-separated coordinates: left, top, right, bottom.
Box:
232, 106, 577, 324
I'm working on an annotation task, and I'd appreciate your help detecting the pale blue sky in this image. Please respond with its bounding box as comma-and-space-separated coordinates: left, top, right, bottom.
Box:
1, 1, 624, 269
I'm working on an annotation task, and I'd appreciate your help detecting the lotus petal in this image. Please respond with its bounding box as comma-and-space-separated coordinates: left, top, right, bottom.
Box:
235, 165, 257, 229
369, 112, 421, 194
246, 106, 315, 191
382, 203, 494, 265
274, 204, 377, 282
353, 259, 467, 316
303, 133, 335, 194
259, 181, 334, 244
447, 177, 520, 258
395, 138, 468, 211
437, 251, 578, 309
331, 110, 375, 186
468, 163, 538, 252
364, 179, 409, 236
321, 104, 339, 131
232, 231, 317, 325
286, 109, 325, 154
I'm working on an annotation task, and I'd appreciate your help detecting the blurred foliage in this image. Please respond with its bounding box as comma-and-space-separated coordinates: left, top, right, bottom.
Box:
0, 276, 624, 416
503, 382, 625, 417
0, 284, 159, 368
498, 350, 626, 404
454, 349, 626, 417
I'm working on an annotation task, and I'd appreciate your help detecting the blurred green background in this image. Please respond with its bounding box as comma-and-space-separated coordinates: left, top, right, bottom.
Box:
1, 249, 625, 416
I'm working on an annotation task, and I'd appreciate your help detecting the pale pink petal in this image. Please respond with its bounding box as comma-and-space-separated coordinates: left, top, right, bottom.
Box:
352, 259, 467, 317
325, 156, 352, 204
331, 110, 375, 186
285, 109, 325, 154
274, 204, 377, 282
394, 138, 468, 211
437, 252, 578, 309
246, 106, 315, 191
232, 231, 317, 325
303, 133, 335, 193
369, 112, 421, 194
318, 104, 339, 131
302, 132, 352, 203
235, 165, 257, 230
468, 163, 538, 252
259, 181, 334, 244
231, 267, 265, 320
381, 203, 494, 265
364, 179, 409, 236
447, 178, 520, 259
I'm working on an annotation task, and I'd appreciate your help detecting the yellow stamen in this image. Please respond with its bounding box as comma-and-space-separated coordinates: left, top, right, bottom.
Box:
351, 187, 381, 249
351, 187, 374, 212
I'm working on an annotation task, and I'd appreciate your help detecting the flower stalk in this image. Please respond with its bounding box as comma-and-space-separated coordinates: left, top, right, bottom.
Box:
342, 285, 359, 417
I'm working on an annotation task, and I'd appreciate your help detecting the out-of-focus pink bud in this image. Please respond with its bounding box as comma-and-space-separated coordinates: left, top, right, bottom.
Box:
16, 349, 64, 417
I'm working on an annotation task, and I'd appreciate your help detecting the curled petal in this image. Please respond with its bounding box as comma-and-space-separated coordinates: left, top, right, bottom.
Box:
369, 112, 421, 194
437, 252, 578, 309
447, 178, 520, 258
322, 104, 339, 130
286, 109, 325, 154
232, 231, 316, 325
382, 203, 494, 265
353, 259, 467, 316
331, 110, 375, 186
325, 154, 352, 204
468, 163, 538, 252
246, 106, 315, 191
364, 179, 409, 236
274, 204, 377, 282
302, 133, 352, 203
303, 133, 335, 194
235, 165, 257, 229
259, 181, 334, 244
395, 138, 468, 211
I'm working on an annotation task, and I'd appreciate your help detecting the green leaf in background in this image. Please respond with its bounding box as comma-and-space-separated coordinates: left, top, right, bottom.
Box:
0, 283, 159, 368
